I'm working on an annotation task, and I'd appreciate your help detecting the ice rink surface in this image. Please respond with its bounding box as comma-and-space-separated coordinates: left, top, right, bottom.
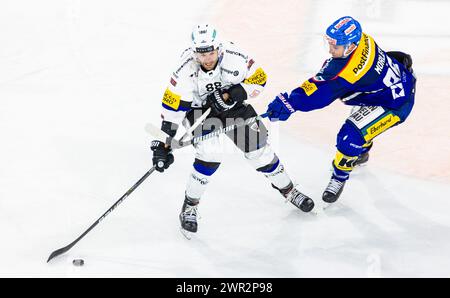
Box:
1, 0, 450, 277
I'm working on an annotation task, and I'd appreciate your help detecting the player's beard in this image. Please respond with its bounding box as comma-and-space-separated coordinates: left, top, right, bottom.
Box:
202, 60, 218, 71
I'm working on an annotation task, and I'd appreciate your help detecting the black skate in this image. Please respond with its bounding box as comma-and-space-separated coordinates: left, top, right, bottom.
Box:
179, 196, 199, 239
322, 177, 346, 203
274, 182, 315, 212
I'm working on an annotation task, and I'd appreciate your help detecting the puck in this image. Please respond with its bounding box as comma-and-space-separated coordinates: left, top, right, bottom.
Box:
72, 259, 84, 266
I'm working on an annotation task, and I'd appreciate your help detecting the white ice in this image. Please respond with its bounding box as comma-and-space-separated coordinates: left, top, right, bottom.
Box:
1, 0, 450, 277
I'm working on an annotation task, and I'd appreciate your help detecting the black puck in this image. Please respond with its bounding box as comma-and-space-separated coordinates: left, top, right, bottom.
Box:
72, 259, 85, 266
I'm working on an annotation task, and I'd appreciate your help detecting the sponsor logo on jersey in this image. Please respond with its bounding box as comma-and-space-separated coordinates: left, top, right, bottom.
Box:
348, 105, 385, 129
243, 68, 267, 86
191, 173, 209, 185
363, 113, 400, 141
338, 33, 376, 84
221, 67, 239, 76
225, 49, 248, 60
334, 150, 358, 171
265, 164, 284, 177
300, 80, 318, 96
170, 77, 177, 87
174, 57, 194, 76
350, 105, 380, 122
162, 88, 181, 110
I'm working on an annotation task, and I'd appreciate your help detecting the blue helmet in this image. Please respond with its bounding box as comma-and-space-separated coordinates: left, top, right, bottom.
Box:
325, 16, 362, 46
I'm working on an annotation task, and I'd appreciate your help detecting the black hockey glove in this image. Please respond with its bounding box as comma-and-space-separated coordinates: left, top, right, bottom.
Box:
205, 89, 236, 115
386, 51, 413, 72
225, 84, 247, 103
151, 140, 174, 172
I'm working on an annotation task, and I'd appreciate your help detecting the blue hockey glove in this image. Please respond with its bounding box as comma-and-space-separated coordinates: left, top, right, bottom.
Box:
266, 92, 296, 121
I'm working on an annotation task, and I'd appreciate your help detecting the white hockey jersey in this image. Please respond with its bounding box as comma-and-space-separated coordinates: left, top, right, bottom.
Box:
160, 41, 267, 125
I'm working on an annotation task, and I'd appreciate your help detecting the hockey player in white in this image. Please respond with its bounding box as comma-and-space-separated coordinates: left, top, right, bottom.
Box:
151, 24, 315, 236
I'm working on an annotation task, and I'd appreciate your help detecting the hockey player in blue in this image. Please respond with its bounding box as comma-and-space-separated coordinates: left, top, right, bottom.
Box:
266, 16, 416, 203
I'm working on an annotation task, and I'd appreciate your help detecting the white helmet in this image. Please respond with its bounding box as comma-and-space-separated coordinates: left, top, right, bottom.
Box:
191, 24, 220, 53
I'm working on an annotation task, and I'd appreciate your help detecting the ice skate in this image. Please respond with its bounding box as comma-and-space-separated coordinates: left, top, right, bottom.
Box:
179, 196, 199, 240
322, 177, 346, 203
274, 182, 315, 212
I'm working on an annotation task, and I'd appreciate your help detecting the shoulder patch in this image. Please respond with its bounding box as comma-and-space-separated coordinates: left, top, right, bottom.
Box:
162, 88, 181, 110
247, 59, 255, 70
243, 68, 267, 86
300, 80, 318, 96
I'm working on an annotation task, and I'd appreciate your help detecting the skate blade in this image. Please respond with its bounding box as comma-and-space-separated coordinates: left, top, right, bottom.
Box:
308, 201, 333, 215
308, 207, 321, 216
180, 228, 194, 240
322, 202, 333, 211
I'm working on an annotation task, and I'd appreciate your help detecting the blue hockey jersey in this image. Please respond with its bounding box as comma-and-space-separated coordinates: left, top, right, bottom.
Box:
288, 33, 416, 111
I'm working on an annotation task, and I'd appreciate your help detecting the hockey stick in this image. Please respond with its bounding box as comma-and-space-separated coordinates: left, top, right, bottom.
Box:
146, 112, 270, 150
47, 167, 157, 263
144, 108, 211, 146
180, 107, 211, 142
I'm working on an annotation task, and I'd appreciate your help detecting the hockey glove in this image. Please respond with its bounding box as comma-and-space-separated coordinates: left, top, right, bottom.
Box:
151, 140, 174, 172
225, 84, 247, 103
206, 89, 236, 115
266, 92, 296, 121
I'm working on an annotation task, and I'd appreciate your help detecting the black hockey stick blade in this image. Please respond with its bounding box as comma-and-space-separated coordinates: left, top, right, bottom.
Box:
47, 243, 75, 263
